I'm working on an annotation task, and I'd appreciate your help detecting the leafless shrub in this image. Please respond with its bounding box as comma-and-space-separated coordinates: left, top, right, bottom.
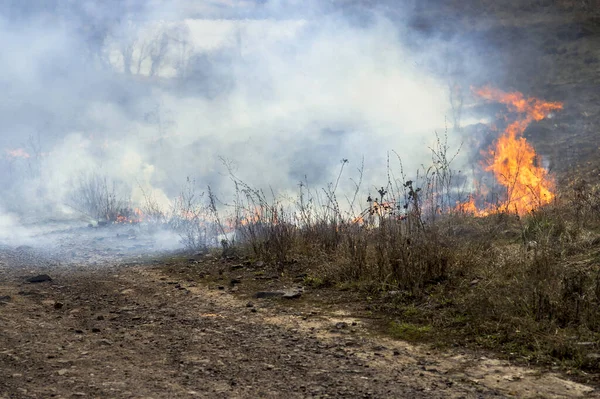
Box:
168, 177, 214, 253
68, 173, 132, 222
225, 177, 297, 266
138, 184, 170, 226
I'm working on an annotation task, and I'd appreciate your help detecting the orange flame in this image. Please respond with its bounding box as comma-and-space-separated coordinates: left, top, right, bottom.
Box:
115, 208, 144, 224
5, 148, 31, 159
223, 206, 281, 233
459, 87, 563, 215
352, 215, 365, 225
455, 195, 490, 217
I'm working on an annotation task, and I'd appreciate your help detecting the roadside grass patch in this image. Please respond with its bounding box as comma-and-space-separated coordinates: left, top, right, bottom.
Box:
389, 321, 433, 342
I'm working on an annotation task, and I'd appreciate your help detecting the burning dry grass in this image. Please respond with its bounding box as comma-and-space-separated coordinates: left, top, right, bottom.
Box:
62, 85, 600, 371
456, 87, 563, 215
200, 106, 600, 372
220, 177, 600, 371
68, 174, 218, 251
68, 173, 134, 224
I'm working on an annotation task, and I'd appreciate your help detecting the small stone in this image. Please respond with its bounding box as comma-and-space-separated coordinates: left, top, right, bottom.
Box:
96, 315, 104, 321
335, 322, 348, 329
27, 274, 52, 283
57, 369, 68, 376
255, 291, 284, 299
230, 278, 242, 285
282, 291, 302, 299
246, 302, 254, 308
54, 302, 64, 309
99, 339, 113, 346
91, 328, 101, 333
255, 261, 265, 267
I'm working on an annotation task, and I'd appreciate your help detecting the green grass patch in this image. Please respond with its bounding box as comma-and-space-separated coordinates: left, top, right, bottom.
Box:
389, 321, 433, 342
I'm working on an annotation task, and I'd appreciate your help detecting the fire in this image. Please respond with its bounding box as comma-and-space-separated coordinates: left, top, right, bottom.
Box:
177, 210, 199, 221
238, 207, 263, 226
352, 215, 365, 225
5, 148, 31, 159
352, 200, 405, 226
455, 195, 490, 217
459, 87, 563, 215
115, 208, 144, 224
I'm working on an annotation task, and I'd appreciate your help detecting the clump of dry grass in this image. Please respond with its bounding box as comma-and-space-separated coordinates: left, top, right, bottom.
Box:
205, 141, 600, 371
375, 181, 600, 371
71, 132, 600, 371
68, 173, 133, 223
140, 177, 218, 252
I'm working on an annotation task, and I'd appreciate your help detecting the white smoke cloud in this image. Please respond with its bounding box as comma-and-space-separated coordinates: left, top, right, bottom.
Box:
0, 0, 471, 227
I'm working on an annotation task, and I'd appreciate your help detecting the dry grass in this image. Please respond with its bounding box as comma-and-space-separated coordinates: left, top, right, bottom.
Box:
68, 173, 133, 223
205, 155, 600, 372
67, 142, 600, 372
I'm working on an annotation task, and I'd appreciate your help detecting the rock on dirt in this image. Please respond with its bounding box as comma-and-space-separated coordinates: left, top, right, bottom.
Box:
255, 291, 285, 298
26, 274, 52, 283
282, 290, 302, 299
255, 290, 302, 299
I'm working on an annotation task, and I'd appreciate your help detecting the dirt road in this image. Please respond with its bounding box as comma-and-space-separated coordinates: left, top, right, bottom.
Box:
0, 247, 597, 399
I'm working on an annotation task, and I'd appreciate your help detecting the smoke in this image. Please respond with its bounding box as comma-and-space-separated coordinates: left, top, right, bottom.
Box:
0, 0, 498, 234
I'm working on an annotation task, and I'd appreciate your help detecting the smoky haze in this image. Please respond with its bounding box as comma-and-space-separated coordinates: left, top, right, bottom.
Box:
0, 0, 498, 241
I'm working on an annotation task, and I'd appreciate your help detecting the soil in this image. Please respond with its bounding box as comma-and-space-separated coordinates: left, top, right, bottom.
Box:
0, 245, 598, 399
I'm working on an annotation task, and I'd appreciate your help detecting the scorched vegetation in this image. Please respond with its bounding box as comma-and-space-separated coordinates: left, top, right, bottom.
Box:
65, 87, 600, 374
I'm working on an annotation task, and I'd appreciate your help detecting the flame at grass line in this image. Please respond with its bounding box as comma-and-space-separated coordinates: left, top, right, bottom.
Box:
115, 207, 144, 224
5, 148, 31, 159
352, 200, 406, 226
458, 87, 563, 216
228, 206, 279, 230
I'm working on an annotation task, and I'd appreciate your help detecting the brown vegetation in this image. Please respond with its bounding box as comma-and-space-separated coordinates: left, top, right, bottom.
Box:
206, 144, 600, 373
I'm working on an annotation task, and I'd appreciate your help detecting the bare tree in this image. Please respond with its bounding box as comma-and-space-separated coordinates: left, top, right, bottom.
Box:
148, 30, 170, 77
169, 24, 194, 78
